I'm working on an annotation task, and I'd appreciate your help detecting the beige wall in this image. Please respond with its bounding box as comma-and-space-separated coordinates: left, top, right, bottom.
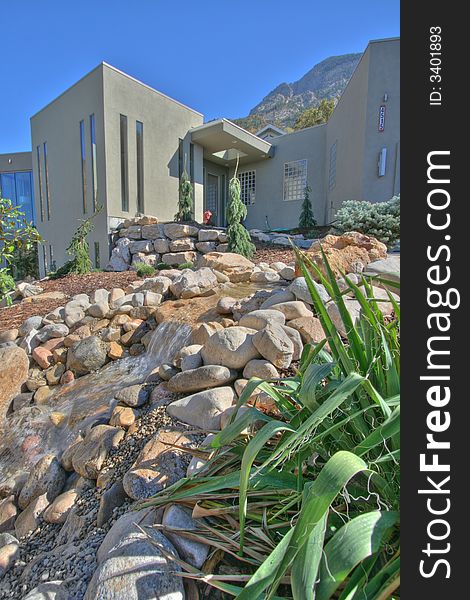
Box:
30, 65, 109, 277
0, 152, 32, 173
237, 124, 327, 230
102, 65, 204, 223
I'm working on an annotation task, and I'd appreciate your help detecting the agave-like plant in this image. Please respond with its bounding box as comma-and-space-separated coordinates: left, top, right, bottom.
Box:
142, 248, 400, 599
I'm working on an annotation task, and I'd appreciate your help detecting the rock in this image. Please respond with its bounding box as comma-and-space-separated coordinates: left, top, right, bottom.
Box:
167, 386, 235, 429
158, 363, 179, 381
15, 493, 50, 538
144, 290, 162, 306
219, 405, 254, 430
32, 346, 54, 369
115, 384, 149, 407
198, 252, 255, 282
43, 489, 78, 524
162, 504, 209, 568
162, 251, 197, 266
0, 539, 19, 579
234, 379, 277, 412
290, 276, 329, 305
270, 300, 313, 321
0, 473, 28, 499
232, 290, 274, 321
96, 508, 157, 562
279, 265, 296, 280
287, 316, 325, 345
87, 302, 110, 318
12, 391, 34, 411
152, 238, 170, 253
64, 301, 86, 328
66, 336, 108, 375
0, 329, 18, 343
72, 425, 125, 479
201, 326, 260, 370
60, 436, 84, 471
0, 496, 17, 533
252, 323, 294, 369
141, 223, 165, 239
18, 454, 66, 510
198, 229, 220, 241
176, 344, 203, 370
170, 267, 218, 299
327, 299, 362, 336
18, 315, 44, 337
164, 222, 199, 239
92, 288, 110, 304
123, 430, 193, 500
259, 290, 296, 309
250, 270, 280, 283
17, 281, 44, 298
243, 359, 279, 380
45, 363, 66, 385
212, 269, 229, 283
129, 239, 154, 254
96, 480, 127, 527
19, 328, 41, 354
216, 296, 236, 314
196, 241, 217, 253
106, 238, 132, 271
35, 323, 69, 342
191, 321, 224, 346
282, 325, 304, 360
109, 405, 137, 428
168, 365, 237, 394
137, 275, 172, 295
364, 255, 400, 285
169, 237, 196, 252
60, 369, 75, 384
34, 385, 55, 404
127, 225, 142, 239
239, 309, 286, 330
85, 527, 184, 600
0, 346, 29, 422
21, 582, 68, 600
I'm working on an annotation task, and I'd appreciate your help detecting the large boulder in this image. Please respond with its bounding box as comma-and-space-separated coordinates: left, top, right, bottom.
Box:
239, 309, 286, 330
162, 504, 209, 568
303, 232, 388, 280
106, 238, 131, 271
163, 222, 199, 239
162, 251, 197, 266
198, 252, 255, 282
201, 326, 260, 370
167, 386, 235, 429
289, 277, 330, 305
0, 346, 29, 423
167, 365, 237, 394
18, 454, 66, 510
170, 267, 218, 299
270, 301, 313, 320
66, 336, 108, 376
252, 324, 294, 369
287, 316, 326, 345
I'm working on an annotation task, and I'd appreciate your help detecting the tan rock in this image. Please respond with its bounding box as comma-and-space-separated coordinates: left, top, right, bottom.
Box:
108, 341, 125, 360
109, 405, 137, 428
45, 363, 66, 385
0, 346, 29, 422
287, 316, 327, 345
191, 321, 224, 345
0, 495, 17, 533
0, 541, 19, 578
34, 385, 55, 404
0, 329, 18, 343
15, 493, 49, 538
198, 252, 254, 282
43, 489, 78, 524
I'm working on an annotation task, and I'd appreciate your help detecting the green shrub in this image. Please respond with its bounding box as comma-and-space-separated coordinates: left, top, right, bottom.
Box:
174, 168, 193, 222
298, 185, 317, 229
135, 263, 156, 277
145, 250, 400, 599
177, 261, 194, 270
226, 162, 256, 259
0, 269, 16, 305
335, 195, 400, 246
156, 262, 172, 271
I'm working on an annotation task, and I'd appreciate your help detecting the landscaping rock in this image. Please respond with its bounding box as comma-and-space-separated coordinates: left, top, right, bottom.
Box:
201, 326, 260, 370
66, 335, 108, 375
96, 480, 127, 527
15, 493, 49, 538
239, 309, 286, 330
196, 240, 217, 253
162, 251, 197, 266
0, 346, 29, 423
0, 538, 19, 579
250, 270, 280, 283
0, 329, 18, 343
87, 302, 110, 318
243, 359, 279, 380
34, 385, 55, 404
191, 321, 225, 345
21, 582, 68, 600
287, 316, 325, 346
282, 325, 304, 360
18, 316, 43, 337
168, 365, 237, 394
72, 425, 125, 479
167, 386, 235, 429
18, 454, 66, 510
141, 223, 165, 239
327, 299, 362, 336
169, 237, 195, 252
129, 239, 154, 254
198, 252, 255, 282
42, 489, 78, 524
170, 267, 218, 299
164, 222, 199, 239
253, 323, 294, 369
270, 300, 313, 320
216, 296, 237, 314
289, 276, 330, 304
259, 290, 296, 309
279, 265, 296, 280
153, 238, 170, 253
162, 504, 209, 568
32, 346, 54, 370
115, 384, 149, 407
109, 405, 137, 428
158, 363, 179, 381
0, 496, 17, 533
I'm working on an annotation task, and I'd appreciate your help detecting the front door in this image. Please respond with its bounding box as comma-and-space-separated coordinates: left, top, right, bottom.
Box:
205, 173, 219, 225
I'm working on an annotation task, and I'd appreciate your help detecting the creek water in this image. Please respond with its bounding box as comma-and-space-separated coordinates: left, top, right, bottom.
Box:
0, 321, 192, 484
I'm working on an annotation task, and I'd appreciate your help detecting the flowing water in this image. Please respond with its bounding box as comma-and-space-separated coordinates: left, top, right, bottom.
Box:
0, 321, 192, 484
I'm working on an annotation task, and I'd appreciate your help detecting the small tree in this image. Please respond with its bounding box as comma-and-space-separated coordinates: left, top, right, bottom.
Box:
175, 169, 193, 222
51, 206, 102, 278
298, 185, 317, 229
226, 160, 256, 259
294, 98, 336, 130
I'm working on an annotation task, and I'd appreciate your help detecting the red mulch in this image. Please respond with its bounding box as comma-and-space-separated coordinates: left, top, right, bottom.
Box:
253, 242, 295, 266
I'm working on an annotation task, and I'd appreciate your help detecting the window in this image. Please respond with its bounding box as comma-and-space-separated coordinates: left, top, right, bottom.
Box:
120, 115, 129, 211
94, 242, 100, 269
43, 142, 51, 219
239, 170, 256, 205
36, 145, 44, 221
136, 121, 144, 213
90, 114, 98, 211
328, 141, 337, 190
80, 120, 87, 213
189, 143, 194, 183
49, 245, 56, 272
178, 138, 184, 178
283, 159, 307, 201
42, 245, 47, 273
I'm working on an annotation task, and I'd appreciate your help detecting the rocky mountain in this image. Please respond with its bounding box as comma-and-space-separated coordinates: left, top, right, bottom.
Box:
234, 52, 362, 132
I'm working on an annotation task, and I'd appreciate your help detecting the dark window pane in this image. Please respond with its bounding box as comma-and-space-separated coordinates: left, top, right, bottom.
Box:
80, 120, 87, 213
90, 114, 98, 211
43, 142, 51, 219
15, 171, 35, 223
136, 121, 144, 213
120, 115, 129, 211
36, 145, 45, 221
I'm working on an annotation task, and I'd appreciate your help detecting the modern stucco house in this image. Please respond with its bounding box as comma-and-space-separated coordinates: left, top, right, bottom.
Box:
1, 37, 399, 277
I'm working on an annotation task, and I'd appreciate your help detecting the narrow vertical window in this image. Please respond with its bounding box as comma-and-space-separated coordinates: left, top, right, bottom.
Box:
36, 145, 44, 221
49, 245, 56, 272
43, 142, 51, 219
189, 142, 194, 183
80, 120, 87, 213
136, 121, 144, 213
90, 114, 98, 211
42, 245, 48, 273
120, 115, 129, 211
94, 241, 100, 269
178, 138, 184, 178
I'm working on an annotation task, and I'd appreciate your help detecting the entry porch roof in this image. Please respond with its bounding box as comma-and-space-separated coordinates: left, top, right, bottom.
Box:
190, 118, 273, 167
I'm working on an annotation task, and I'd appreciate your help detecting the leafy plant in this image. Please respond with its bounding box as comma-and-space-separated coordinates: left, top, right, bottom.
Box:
10, 244, 40, 280
143, 249, 400, 599
135, 263, 156, 277
0, 269, 16, 305
156, 262, 172, 271
227, 160, 256, 259
51, 206, 102, 279
175, 169, 193, 222
178, 261, 194, 270
298, 185, 317, 229
335, 196, 400, 246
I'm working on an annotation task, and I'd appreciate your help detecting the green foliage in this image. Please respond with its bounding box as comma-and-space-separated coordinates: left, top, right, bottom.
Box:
135, 263, 156, 277
10, 244, 40, 280
294, 98, 336, 130
335, 195, 400, 246
226, 165, 256, 259
175, 169, 193, 222
298, 185, 317, 229
144, 250, 400, 599
0, 269, 15, 305
156, 262, 172, 271
177, 261, 194, 270
51, 206, 102, 279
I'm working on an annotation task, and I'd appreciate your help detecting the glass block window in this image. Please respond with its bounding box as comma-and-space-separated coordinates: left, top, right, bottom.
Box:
238, 170, 256, 205
328, 141, 337, 190
283, 159, 307, 201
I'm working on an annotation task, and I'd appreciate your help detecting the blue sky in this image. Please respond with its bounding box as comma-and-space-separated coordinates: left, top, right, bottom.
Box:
1, 0, 399, 153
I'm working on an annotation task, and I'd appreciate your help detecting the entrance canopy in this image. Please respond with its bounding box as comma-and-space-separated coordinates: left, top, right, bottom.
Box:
190, 118, 273, 167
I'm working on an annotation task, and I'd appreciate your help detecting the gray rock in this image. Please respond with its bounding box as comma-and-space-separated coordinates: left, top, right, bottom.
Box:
282, 325, 304, 361
279, 265, 296, 280
18, 454, 66, 510
15, 493, 49, 538
96, 508, 156, 562
162, 504, 209, 568
141, 223, 165, 239
97, 481, 127, 527
270, 300, 313, 320
64, 301, 86, 328
129, 239, 154, 254
198, 229, 220, 241
167, 386, 235, 429
66, 336, 108, 375
92, 288, 110, 304
216, 296, 236, 314
153, 238, 170, 253
170, 267, 218, 299
196, 241, 217, 253
12, 391, 34, 411
201, 326, 260, 370
0, 495, 17, 533
164, 222, 199, 239
253, 323, 294, 369
162, 251, 197, 266
289, 276, 330, 305
239, 309, 286, 330
115, 384, 149, 407
259, 290, 296, 309
243, 359, 279, 380
326, 299, 362, 337
22, 582, 68, 600
250, 271, 280, 283
18, 315, 43, 337
87, 302, 110, 318
35, 323, 69, 342
169, 237, 196, 252
19, 328, 41, 354
168, 365, 237, 394
72, 425, 125, 479
158, 363, 179, 381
